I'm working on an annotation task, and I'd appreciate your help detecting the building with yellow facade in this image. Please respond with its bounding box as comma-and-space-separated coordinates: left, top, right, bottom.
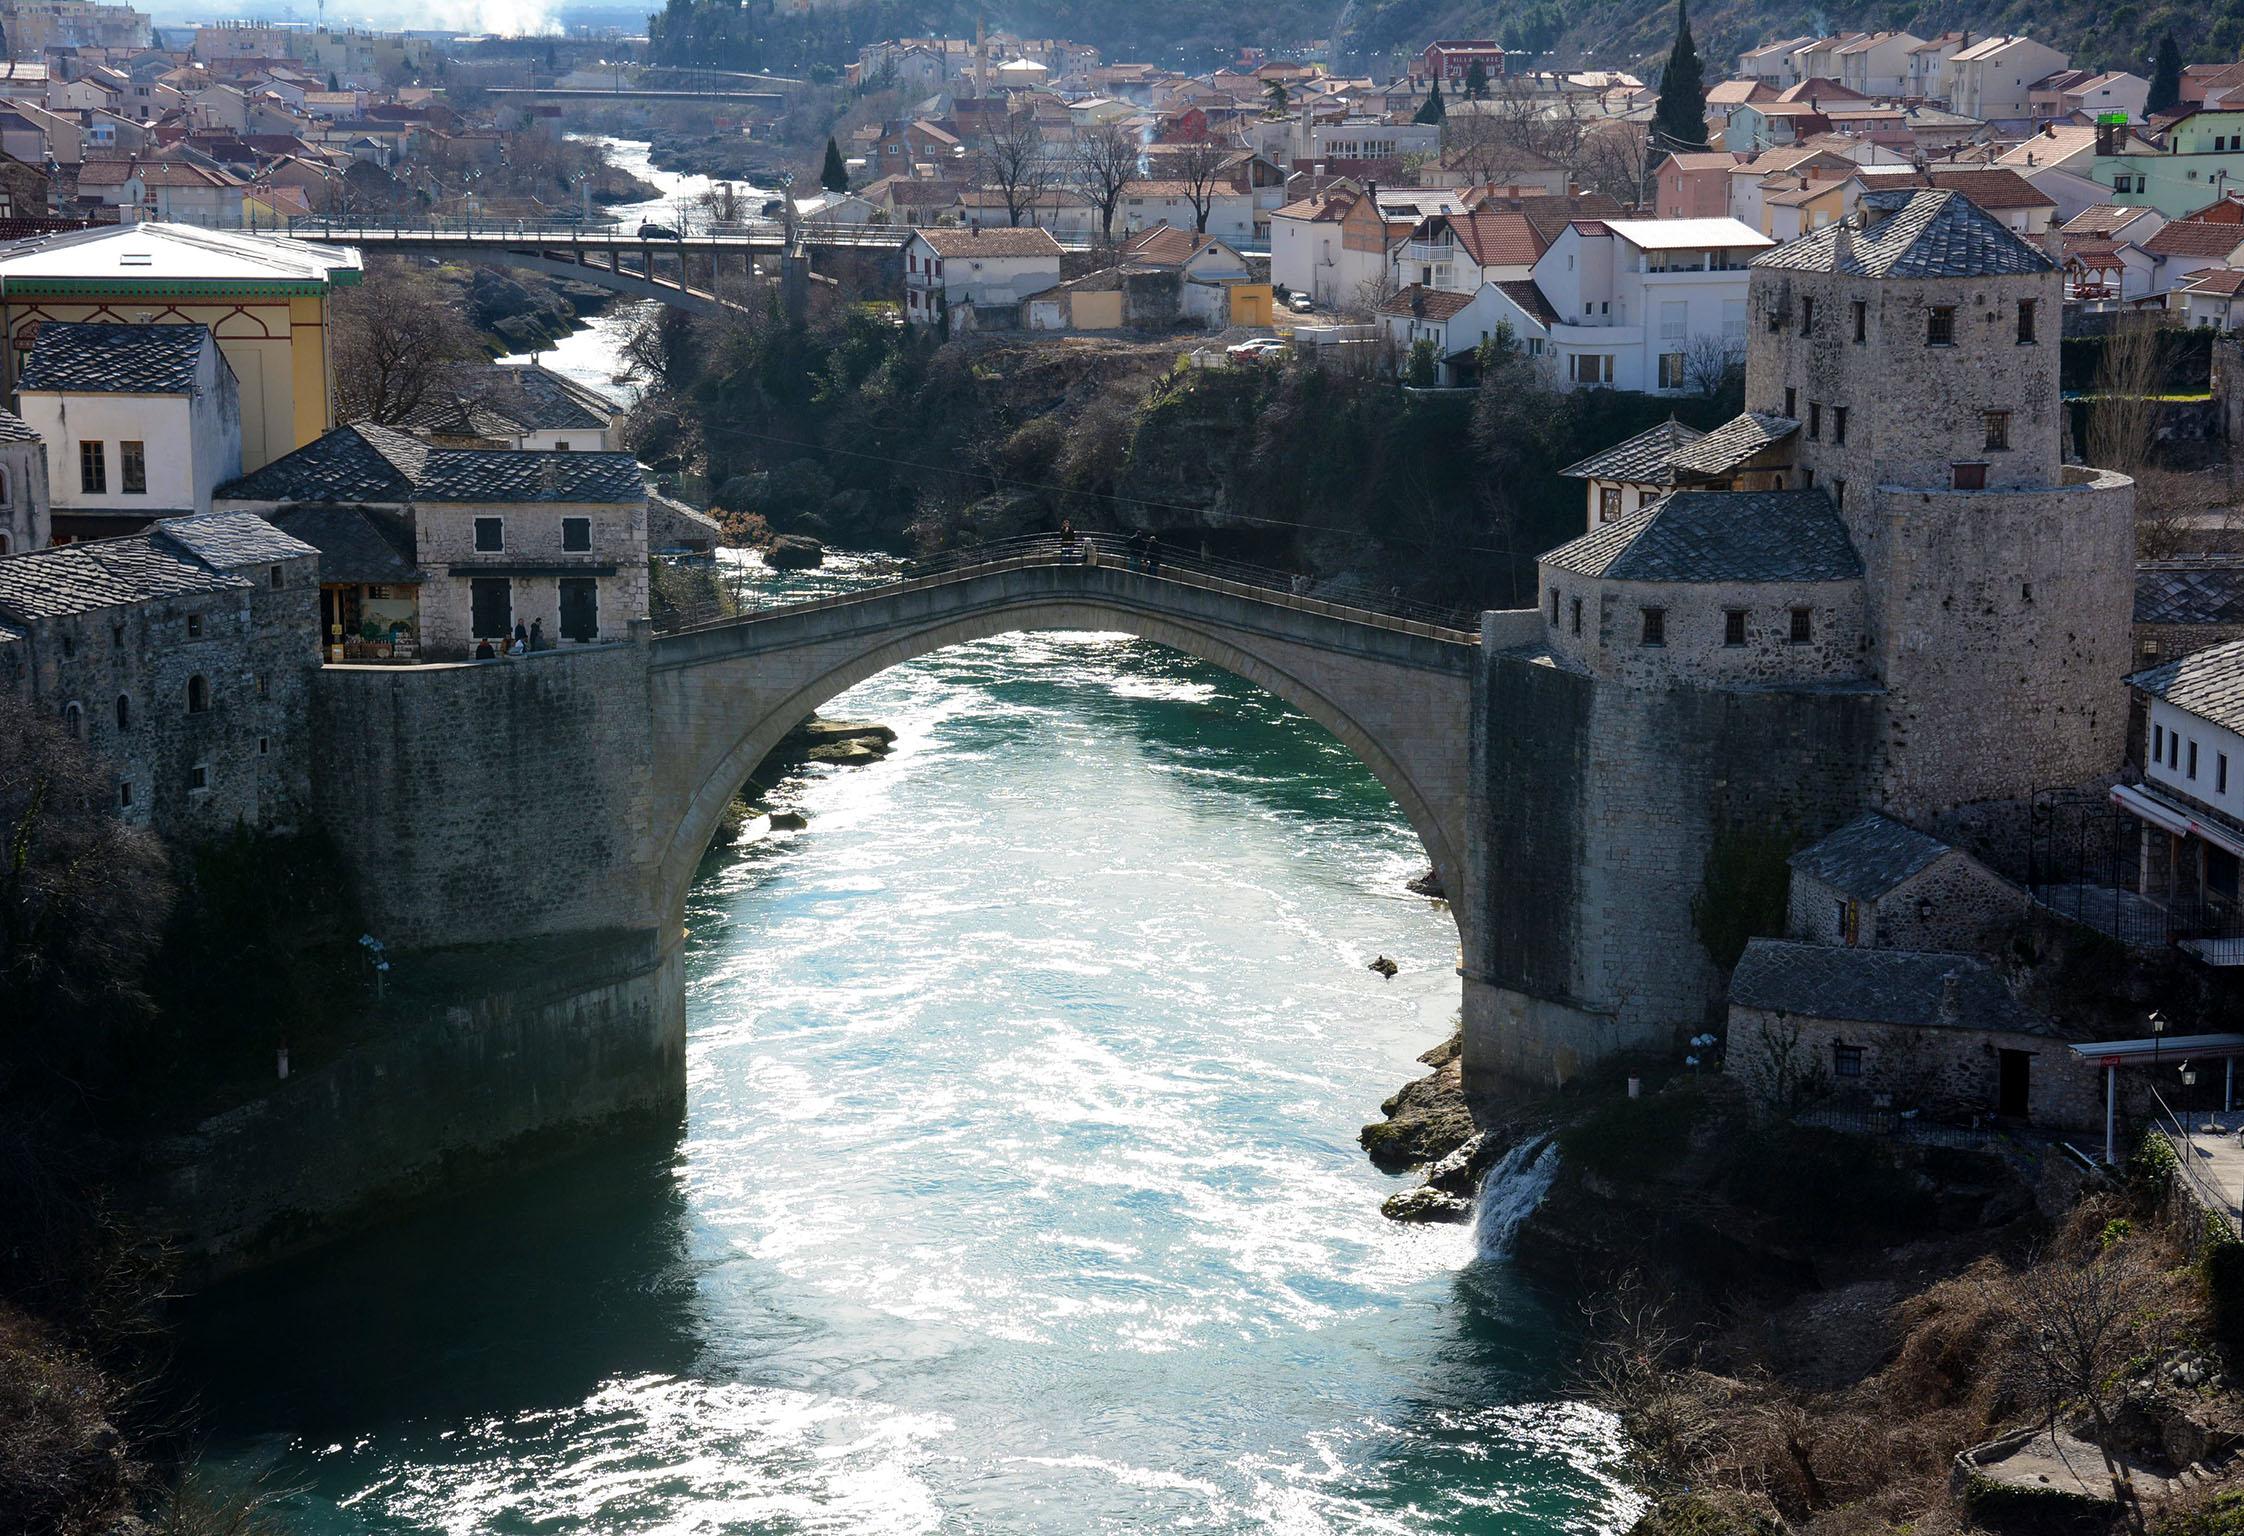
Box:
0, 222, 362, 472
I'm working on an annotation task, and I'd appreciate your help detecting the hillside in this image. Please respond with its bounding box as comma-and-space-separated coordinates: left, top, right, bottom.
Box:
649, 0, 2228, 91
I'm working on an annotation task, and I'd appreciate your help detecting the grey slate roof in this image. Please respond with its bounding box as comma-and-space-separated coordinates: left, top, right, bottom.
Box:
216, 424, 644, 506
157, 510, 317, 570
1730, 939, 2050, 1034
1559, 417, 1706, 483
1753, 188, 2057, 279
17, 321, 213, 394
1667, 410, 1799, 478
0, 514, 315, 622
264, 504, 423, 585
2136, 560, 2244, 627
1541, 488, 1862, 585
2128, 638, 2244, 734
0, 406, 39, 443
404, 361, 617, 439
1788, 813, 1953, 900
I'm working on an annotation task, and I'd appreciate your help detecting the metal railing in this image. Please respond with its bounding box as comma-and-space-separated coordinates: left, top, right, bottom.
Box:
284, 213, 909, 248
653, 533, 1482, 639
2151, 1083, 2242, 1236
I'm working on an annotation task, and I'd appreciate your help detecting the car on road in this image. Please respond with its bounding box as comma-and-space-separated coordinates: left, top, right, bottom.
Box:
1287, 293, 1315, 314
638, 221, 682, 240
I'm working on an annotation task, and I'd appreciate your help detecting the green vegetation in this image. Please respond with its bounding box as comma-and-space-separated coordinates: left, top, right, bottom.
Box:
1650, 0, 1709, 150
1689, 822, 1796, 973
820, 137, 849, 193
2149, 34, 2184, 118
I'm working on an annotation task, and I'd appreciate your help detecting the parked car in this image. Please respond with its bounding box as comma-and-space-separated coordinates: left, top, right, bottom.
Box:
1226, 338, 1286, 361
638, 221, 682, 240
1288, 293, 1314, 314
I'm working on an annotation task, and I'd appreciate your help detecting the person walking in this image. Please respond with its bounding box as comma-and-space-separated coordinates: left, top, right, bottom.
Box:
1128, 530, 1147, 572
530, 618, 545, 652
1059, 518, 1078, 562
1144, 532, 1162, 577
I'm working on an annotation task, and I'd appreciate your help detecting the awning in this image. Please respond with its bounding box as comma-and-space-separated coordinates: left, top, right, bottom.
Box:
2112, 782, 2244, 859
2069, 1032, 2244, 1065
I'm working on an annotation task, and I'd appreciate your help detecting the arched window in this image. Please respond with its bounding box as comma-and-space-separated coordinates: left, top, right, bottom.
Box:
186, 675, 208, 714
62, 701, 82, 738
0, 531, 11, 556
0, 463, 15, 507
115, 693, 130, 730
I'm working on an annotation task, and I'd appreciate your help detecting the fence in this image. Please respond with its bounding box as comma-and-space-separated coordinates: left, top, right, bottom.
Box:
1793, 1103, 1997, 1149
651, 532, 1483, 638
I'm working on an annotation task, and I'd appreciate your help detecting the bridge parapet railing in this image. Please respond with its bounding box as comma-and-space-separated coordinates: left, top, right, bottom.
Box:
284, 215, 910, 248
654, 533, 1481, 642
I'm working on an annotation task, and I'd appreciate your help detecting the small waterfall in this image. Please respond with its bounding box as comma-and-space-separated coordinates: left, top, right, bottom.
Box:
1473, 1136, 1559, 1261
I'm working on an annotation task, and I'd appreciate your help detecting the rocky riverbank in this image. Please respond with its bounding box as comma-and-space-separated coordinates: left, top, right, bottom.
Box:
706, 715, 900, 850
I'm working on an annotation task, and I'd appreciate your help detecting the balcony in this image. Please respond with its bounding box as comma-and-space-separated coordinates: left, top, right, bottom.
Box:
1400, 238, 1454, 265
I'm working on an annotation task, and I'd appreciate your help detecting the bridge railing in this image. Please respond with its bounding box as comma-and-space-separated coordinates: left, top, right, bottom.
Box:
653, 533, 1482, 640
284, 215, 910, 248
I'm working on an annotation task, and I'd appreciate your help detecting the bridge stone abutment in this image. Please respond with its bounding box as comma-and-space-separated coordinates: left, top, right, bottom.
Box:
647, 563, 1480, 946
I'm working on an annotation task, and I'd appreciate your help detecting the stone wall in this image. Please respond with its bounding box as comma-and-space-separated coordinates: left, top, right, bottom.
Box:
308, 636, 658, 951
1, 548, 320, 840
412, 497, 651, 659
136, 928, 683, 1279
1727, 1004, 2115, 1132
1464, 644, 1883, 1095
1536, 568, 1869, 689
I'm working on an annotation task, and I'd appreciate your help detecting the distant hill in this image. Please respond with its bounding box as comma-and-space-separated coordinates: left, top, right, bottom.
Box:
647, 0, 2227, 90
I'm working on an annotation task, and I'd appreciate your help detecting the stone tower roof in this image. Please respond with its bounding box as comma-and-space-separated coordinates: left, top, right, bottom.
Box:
1752, 188, 2056, 279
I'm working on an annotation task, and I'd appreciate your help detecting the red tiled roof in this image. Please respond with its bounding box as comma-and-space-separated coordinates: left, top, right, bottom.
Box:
2146, 220, 2244, 258
2177, 266, 2244, 297
1430, 208, 1544, 266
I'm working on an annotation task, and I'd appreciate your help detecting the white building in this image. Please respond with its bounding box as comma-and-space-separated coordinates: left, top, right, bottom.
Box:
1948, 35, 2070, 124
903, 226, 1065, 328
1528, 217, 1772, 394
17, 321, 240, 540
1833, 32, 1926, 98
2120, 642, 2244, 958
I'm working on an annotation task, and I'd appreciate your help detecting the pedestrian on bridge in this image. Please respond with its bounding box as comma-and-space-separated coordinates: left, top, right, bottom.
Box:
1128, 530, 1147, 572
1144, 533, 1162, 577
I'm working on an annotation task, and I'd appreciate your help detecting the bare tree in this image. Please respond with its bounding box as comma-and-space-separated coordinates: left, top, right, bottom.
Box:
973, 109, 1054, 228
2088, 314, 2165, 474
1575, 120, 1658, 208
1169, 133, 1237, 234
1684, 332, 1744, 396
1980, 1241, 2178, 1536
1443, 104, 1563, 189
1070, 118, 1139, 244
330, 259, 483, 425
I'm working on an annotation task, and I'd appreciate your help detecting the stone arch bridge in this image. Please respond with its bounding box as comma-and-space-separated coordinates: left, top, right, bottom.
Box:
647, 551, 1481, 931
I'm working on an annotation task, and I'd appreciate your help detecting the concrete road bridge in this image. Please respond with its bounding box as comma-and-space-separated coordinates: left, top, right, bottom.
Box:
286, 219, 909, 313
645, 539, 1483, 933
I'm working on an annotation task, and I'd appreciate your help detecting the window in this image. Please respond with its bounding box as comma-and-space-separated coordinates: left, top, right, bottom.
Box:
2156, 722, 2166, 763
119, 440, 146, 494
1808, 402, 1822, 439
60, 633, 74, 658
1723, 609, 1747, 646
2190, 740, 2200, 780
1641, 606, 1666, 646
1951, 461, 1987, 490
1784, 386, 1797, 418
186, 674, 208, 713
1568, 353, 1612, 384
79, 439, 105, 494
118, 781, 132, 809
1657, 351, 1686, 389
1984, 411, 2010, 451
269, 564, 283, 588
1599, 487, 1622, 522
2017, 298, 2037, 343
1549, 587, 1560, 622
114, 694, 129, 730
1801, 296, 1815, 333
111, 623, 122, 649
1833, 477, 1846, 507
1927, 305, 1955, 345
1570, 596, 1583, 637
2221, 753, 2231, 795
1832, 1043, 1864, 1077
474, 517, 503, 552
189, 763, 208, 792
470, 577, 512, 639
186, 612, 203, 639
554, 441, 571, 452
61, 701, 81, 738
2172, 730, 2183, 769
1766, 298, 1784, 332
1835, 898, 1856, 944
256, 674, 270, 700
562, 517, 592, 552
258, 736, 270, 757
1832, 405, 1847, 445
1851, 300, 1867, 342
1790, 607, 1813, 643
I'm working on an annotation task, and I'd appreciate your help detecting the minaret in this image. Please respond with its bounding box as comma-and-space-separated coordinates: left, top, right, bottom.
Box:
975, 15, 986, 97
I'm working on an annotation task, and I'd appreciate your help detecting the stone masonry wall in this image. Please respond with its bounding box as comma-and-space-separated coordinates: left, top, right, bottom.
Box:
413, 498, 651, 659
1536, 568, 1869, 689
308, 636, 658, 951
1727, 1004, 2116, 1132
1788, 854, 2030, 952
1465, 645, 1883, 1094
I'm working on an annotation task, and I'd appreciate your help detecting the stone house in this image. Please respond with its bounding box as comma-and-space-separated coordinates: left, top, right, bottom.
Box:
1726, 939, 2103, 1128
1558, 417, 1706, 528
399, 361, 620, 453
903, 226, 1064, 330
2135, 558, 2244, 668
1786, 812, 2029, 952
0, 509, 319, 837
17, 321, 242, 542
214, 424, 648, 660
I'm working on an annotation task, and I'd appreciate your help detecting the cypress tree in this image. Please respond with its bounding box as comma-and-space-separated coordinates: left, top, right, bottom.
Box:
1413, 79, 1446, 124
1463, 58, 1489, 99
2148, 34, 2183, 118
820, 137, 849, 193
1651, 0, 1709, 150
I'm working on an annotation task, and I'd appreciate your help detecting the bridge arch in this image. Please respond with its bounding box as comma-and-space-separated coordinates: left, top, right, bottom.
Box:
647, 567, 1478, 944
